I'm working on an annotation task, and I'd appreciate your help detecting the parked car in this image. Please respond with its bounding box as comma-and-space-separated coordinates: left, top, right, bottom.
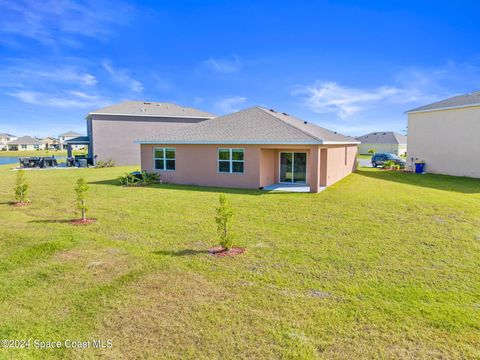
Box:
371, 153, 406, 168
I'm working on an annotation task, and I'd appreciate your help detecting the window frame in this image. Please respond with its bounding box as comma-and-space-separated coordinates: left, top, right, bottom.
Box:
218, 148, 245, 174
153, 147, 176, 171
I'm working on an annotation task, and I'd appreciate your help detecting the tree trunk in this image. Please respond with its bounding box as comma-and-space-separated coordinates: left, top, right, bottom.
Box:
81, 200, 86, 221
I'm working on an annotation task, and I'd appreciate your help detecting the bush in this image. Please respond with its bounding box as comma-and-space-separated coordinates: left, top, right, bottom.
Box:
368, 149, 376, 155
14, 170, 29, 204
215, 195, 234, 250
117, 171, 160, 186
96, 159, 115, 168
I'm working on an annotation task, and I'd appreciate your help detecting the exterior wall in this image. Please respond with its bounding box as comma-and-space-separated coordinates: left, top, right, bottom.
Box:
91, 115, 207, 166
358, 143, 406, 155
324, 145, 358, 187
7, 144, 46, 151
140, 143, 357, 192
408, 107, 480, 178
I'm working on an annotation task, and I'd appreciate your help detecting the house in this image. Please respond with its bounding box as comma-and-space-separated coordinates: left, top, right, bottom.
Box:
86, 101, 216, 165
407, 91, 480, 178
356, 131, 407, 155
137, 107, 359, 193
58, 131, 83, 150
0, 133, 17, 151
7, 136, 45, 151
39, 137, 61, 150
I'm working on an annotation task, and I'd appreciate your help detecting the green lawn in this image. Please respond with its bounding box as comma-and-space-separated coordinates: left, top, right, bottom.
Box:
0, 150, 86, 157
0, 165, 479, 359
358, 154, 371, 159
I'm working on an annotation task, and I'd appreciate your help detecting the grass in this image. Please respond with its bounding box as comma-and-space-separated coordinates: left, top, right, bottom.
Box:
0, 150, 86, 157
0, 165, 479, 359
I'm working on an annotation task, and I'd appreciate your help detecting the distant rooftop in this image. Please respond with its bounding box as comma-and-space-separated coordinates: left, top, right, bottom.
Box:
8, 136, 43, 145
137, 107, 359, 145
0, 133, 15, 138
59, 131, 82, 137
356, 131, 407, 145
407, 91, 480, 113
88, 101, 216, 119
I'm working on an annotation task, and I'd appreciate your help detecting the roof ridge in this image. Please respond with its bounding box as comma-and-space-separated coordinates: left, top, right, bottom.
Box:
256, 107, 322, 142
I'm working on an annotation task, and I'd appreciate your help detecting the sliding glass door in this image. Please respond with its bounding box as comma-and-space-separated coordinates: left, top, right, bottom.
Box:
280, 152, 307, 184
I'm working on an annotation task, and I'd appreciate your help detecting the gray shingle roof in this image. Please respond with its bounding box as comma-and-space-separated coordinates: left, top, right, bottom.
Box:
356, 132, 407, 145
59, 131, 82, 137
407, 91, 480, 113
8, 136, 43, 145
88, 101, 216, 119
137, 107, 359, 145
0, 133, 15, 137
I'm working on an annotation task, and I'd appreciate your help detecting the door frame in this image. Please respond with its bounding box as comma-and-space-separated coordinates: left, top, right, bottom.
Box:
278, 151, 308, 184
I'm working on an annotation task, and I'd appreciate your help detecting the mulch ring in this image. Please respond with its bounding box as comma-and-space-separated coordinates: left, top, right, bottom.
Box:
208, 246, 245, 257
12, 202, 30, 207
70, 218, 97, 226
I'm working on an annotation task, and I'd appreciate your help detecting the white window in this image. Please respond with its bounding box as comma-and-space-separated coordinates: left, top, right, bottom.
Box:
154, 148, 176, 171
34, 144, 40, 150
21, 144, 27, 149
218, 148, 244, 174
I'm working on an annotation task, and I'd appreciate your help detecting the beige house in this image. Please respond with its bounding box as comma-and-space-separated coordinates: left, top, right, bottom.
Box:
87, 101, 215, 165
138, 107, 359, 193
0, 133, 17, 151
356, 131, 407, 155
59, 131, 83, 150
407, 91, 480, 178
7, 136, 45, 151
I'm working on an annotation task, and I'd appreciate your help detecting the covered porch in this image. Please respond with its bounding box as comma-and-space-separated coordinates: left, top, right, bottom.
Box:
65, 136, 91, 158
258, 145, 327, 193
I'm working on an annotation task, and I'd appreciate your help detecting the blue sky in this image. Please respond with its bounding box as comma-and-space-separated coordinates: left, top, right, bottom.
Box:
1, 0, 480, 137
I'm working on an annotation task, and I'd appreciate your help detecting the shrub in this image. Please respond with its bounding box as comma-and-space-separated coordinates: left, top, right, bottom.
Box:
368, 149, 376, 155
383, 160, 396, 169
96, 159, 115, 168
74, 178, 89, 221
215, 195, 234, 250
14, 170, 29, 204
117, 171, 160, 186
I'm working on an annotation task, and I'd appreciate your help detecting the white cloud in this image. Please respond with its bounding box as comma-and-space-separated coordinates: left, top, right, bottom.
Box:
293, 81, 400, 118
7, 90, 110, 108
102, 61, 143, 92
203, 55, 241, 73
215, 96, 247, 113
0, 0, 134, 47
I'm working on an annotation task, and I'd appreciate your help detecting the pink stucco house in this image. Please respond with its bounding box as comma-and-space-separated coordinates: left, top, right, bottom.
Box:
137, 107, 359, 193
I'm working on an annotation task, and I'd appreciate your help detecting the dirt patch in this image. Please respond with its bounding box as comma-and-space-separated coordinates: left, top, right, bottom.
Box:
12, 202, 30, 207
208, 246, 245, 257
70, 218, 96, 225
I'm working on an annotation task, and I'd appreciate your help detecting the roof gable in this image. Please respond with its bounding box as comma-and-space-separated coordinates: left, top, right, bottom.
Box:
8, 136, 43, 145
137, 107, 358, 145
356, 131, 407, 145
89, 101, 216, 119
407, 91, 480, 113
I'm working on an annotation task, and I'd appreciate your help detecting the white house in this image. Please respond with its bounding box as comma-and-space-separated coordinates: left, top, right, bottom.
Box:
59, 131, 83, 150
0, 133, 17, 151
407, 91, 480, 178
7, 136, 45, 151
356, 131, 407, 155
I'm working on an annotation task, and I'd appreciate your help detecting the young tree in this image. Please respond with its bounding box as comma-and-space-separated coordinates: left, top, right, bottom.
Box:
215, 194, 234, 250
368, 148, 376, 155
14, 170, 29, 204
74, 178, 89, 221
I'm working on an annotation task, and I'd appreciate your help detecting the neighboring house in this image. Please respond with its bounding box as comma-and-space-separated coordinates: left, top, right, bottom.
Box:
86, 101, 216, 165
40, 137, 61, 150
59, 131, 83, 150
0, 133, 17, 150
356, 131, 407, 155
7, 136, 45, 151
407, 91, 480, 178
137, 107, 359, 193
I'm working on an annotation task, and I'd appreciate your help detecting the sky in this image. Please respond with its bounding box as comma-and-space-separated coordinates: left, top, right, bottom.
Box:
0, 0, 480, 138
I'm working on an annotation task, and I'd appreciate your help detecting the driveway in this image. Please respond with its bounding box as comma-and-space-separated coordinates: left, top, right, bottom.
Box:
359, 158, 372, 167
